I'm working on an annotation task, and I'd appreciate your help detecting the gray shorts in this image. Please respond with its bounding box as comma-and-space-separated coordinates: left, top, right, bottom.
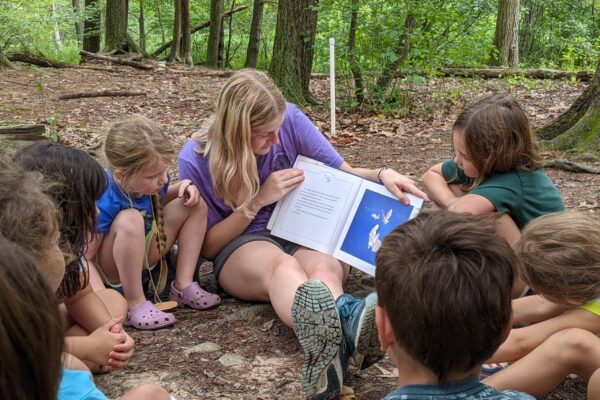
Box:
212, 232, 301, 282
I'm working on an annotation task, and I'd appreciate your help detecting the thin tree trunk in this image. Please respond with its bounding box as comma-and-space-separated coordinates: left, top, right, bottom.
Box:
269, 0, 319, 105
83, 0, 101, 52
207, 0, 224, 67
139, 0, 146, 53
490, 0, 520, 67
348, 0, 364, 105
52, 0, 63, 49
225, 0, 236, 68
72, 0, 84, 44
181, 0, 193, 66
155, 0, 166, 44
376, 11, 415, 95
218, 15, 225, 68
244, 0, 264, 68
105, 0, 129, 52
519, 0, 543, 59
169, 0, 182, 61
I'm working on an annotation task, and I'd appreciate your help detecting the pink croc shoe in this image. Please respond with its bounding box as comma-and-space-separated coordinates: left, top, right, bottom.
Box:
169, 281, 221, 310
125, 300, 176, 330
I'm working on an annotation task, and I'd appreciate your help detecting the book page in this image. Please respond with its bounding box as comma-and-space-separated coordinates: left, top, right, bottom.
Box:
333, 180, 423, 276
269, 156, 361, 254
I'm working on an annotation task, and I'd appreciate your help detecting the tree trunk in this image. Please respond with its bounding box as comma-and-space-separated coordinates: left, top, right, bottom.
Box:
490, 0, 520, 67
347, 0, 364, 105
72, 0, 84, 44
105, 0, 129, 52
181, 0, 193, 66
169, 0, 182, 61
244, 0, 264, 68
83, 0, 101, 52
207, 0, 224, 67
537, 60, 600, 153
139, 0, 146, 54
519, 0, 543, 59
218, 15, 225, 67
269, 0, 319, 105
52, 0, 63, 49
225, 0, 236, 68
376, 11, 416, 95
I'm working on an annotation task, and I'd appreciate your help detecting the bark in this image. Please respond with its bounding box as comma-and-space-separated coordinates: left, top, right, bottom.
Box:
207, 0, 224, 67
181, 0, 193, 66
538, 61, 600, 153
169, 0, 182, 61
225, 0, 236, 68
59, 90, 146, 100
244, 0, 265, 68
376, 11, 416, 95
72, 0, 84, 44
269, 0, 319, 105
83, 0, 101, 53
347, 0, 364, 105
490, 0, 520, 67
105, 0, 129, 52
151, 4, 250, 57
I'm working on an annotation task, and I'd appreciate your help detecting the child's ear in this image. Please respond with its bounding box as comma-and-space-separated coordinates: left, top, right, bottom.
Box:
376, 305, 396, 352
113, 169, 125, 183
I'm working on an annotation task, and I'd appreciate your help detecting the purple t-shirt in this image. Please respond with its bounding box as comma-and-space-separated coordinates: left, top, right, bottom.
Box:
178, 102, 344, 234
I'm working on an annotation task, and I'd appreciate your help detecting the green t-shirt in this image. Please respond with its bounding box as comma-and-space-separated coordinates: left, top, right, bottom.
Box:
442, 159, 564, 228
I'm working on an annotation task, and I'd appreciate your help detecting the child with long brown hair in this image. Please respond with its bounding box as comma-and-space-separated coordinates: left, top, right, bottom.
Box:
422, 93, 564, 296
88, 115, 220, 330
483, 212, 600, 399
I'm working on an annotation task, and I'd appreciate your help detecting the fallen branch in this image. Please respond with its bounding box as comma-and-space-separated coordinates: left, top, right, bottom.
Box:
80, 50, 155, 70
0, 124, 46, 136
7, 52, 71, 68
544, 159, 600, 174
151, 3, 251, 57
0, 134, 46, 141
59, 90, 147, 100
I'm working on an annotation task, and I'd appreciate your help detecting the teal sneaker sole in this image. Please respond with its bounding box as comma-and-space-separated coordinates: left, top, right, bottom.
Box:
292, 280, 342, 398
353, 292, 384, 370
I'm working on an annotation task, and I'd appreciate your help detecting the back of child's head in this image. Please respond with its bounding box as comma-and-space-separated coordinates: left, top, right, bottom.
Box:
14, 141, 107, 299
105, 115, 174, 178
0, 155, 63, 290
516, 212, 600, 304
193, 68, 287, 209
0, 236, 63, 400
454, 93, 542, 184
375, 210, 516, 384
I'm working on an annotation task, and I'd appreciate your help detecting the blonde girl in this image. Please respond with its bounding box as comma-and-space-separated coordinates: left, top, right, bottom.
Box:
88, 116, 220, 331
14, 142, 134, 373
178, 69, 429, 399
422, 93, 564, 296
483, 212, 600, 399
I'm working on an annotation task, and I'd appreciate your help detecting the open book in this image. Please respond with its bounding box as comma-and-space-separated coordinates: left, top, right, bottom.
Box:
267, 156, 423, 276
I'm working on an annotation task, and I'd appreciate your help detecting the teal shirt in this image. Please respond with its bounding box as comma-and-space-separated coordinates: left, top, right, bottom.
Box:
57, 368, 108, 400
442, 160, 564, 228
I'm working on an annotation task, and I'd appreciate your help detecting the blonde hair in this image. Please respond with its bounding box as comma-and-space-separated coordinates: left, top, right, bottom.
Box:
192, 68, 286, 209
104, 115, 175, 262
516, 212, 600, 303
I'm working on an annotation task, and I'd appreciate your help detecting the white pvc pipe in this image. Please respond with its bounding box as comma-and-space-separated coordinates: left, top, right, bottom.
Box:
329, 37, 336, 136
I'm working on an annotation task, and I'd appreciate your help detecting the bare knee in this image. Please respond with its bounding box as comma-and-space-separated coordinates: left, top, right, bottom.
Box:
548, 328, 599, 369
121, 384, 170, 400
111, 209, 145, 235
303, 258, 343, 279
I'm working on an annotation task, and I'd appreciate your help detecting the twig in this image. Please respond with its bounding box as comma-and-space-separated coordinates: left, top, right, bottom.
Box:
59, 90, 147, 100
544, 159, 600, 174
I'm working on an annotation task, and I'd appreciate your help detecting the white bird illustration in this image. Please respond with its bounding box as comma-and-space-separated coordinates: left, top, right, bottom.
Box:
371, 213, 380, 220
368, 224, 382, 253
382, 208, 393, 224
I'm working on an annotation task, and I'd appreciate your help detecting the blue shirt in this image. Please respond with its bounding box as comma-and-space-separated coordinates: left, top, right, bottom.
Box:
96, 170, 169, 235
57, 368, 108, 400
383, 377, 534, 399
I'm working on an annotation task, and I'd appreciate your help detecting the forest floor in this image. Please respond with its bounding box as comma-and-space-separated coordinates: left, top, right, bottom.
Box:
1, 62, 598, 400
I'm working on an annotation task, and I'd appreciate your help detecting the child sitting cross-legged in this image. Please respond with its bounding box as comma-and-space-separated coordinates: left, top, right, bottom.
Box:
375, 210, 534, 400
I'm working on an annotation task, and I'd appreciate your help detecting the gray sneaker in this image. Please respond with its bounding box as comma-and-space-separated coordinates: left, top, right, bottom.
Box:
292, 280, 343, 399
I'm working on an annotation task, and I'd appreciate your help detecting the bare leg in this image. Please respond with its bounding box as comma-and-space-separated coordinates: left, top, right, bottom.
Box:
589, 368, 600, 400
294, 248, 346, 299
121, 384, 170, 400
84, 258, 108, 292
147, 197, 207, 291
218, 241, 310, 327
494, 214, 527, 298
96, 209, 147, 310
62, 352, 90, 372
485, 328, 600, 397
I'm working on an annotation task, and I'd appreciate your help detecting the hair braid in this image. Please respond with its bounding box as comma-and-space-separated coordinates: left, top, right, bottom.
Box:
151, 193, 167, 258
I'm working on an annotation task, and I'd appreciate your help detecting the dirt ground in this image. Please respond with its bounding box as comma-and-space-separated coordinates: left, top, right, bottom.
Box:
1, 63, 598, 399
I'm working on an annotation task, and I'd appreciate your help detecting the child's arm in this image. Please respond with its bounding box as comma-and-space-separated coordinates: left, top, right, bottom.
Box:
422, 163, 464, 208
488, 307, 600, 363
165, 179, 200, 207
512, 295, 572, 325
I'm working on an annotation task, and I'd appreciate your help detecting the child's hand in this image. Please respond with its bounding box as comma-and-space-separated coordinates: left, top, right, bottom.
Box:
380, 169, 430, 205
106, 324, 135, 371
178, 179, 200, 207
87, 316, 127, 367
